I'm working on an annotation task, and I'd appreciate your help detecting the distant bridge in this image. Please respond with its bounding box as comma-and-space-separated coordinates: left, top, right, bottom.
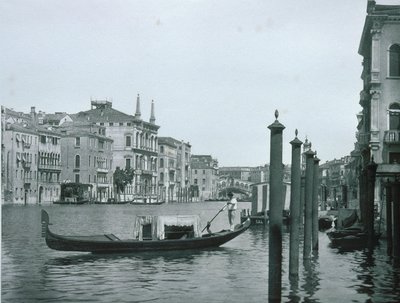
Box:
217, 176, 253, 199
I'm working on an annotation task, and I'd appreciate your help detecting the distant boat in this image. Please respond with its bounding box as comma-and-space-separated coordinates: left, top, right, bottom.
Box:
240, 209, 290, 225
53, 200, 89, 205
129, 201, 165, 205
41, 210, 251, 253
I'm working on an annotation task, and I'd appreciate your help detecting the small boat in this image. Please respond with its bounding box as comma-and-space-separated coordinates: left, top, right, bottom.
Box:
41, 210, 251, 253
53, 200, 89, 205
240, 209, 290, 225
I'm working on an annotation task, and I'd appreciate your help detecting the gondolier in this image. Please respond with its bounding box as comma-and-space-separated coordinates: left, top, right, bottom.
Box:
226, 192, 238, 231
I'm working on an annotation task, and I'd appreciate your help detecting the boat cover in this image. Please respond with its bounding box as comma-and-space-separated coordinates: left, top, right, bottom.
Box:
133, 215, 201, 240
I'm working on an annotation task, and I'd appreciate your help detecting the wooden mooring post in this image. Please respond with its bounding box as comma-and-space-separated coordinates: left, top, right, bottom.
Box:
303, 150, 315, 259
268, 110, 285, 302
312, 154, 320, 253
289, 130, 302, 278
385, 180, 393, 256
366, 159, 377, 250
392, 180, 400, 266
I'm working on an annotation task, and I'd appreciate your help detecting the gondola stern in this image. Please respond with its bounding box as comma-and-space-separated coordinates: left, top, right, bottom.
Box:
41, 209, 50, 238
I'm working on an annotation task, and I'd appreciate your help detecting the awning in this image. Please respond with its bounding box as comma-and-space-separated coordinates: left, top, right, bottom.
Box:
376, 164, 400, 176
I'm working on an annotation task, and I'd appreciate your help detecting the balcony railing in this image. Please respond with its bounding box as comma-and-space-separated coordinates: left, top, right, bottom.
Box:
38, 163, 62, 171
97, 167, 109, 173
384, 130, 400, 144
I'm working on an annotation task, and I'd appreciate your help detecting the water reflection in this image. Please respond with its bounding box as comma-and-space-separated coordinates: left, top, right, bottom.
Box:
3, 205, 400, 303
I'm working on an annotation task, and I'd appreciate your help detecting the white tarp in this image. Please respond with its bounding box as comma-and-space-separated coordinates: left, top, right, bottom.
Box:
133, 215, 201, 240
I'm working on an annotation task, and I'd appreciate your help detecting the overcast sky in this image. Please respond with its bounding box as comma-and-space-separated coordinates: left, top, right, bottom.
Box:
1, 0, 398, 166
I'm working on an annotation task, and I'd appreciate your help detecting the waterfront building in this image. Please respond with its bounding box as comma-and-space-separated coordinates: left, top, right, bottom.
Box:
2, 122, 39, 204
356, 1, 400, 202
219, 166, 251, 181
58, 121, 113, 202
41, 112, 73, 126
71, 97, 159, 202
157, 137, 191, 202
249, 165, 269, 183
190, 155, 219, 200
36, 126, 62, 203
2, 106, 62, 204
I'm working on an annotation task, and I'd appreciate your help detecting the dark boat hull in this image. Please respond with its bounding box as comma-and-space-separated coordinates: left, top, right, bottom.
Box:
41, 210, 251, 253
327, 228, 380, 250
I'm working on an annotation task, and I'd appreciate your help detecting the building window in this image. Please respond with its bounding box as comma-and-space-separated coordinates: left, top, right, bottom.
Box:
160, 172, 164, 182
389, 44, 400, 77
75, 155, 80, 168
75, 174, 80, 183
119, 122, 123, 126
194, 179, 198, 185
203, 170, 206, 174
389, 103, 400, 130
89, 155, 91, 166
126, 136, 132, 147
75, 137, 80, 146
202, 178, 206, 185
160, 158, 164, 168
194, 170, 197, 174
109, 122, 114, 126
126, 158, 131, 170
160, 146, 164, 153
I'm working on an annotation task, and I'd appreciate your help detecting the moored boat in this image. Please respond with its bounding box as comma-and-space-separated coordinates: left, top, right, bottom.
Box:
41, 210, 251, 253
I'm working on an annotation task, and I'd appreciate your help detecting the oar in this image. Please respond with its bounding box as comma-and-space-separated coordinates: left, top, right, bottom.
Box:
202, 204, 227, 232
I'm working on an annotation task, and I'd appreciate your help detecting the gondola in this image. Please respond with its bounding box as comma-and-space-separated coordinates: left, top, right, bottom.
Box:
41, 210, 251, 253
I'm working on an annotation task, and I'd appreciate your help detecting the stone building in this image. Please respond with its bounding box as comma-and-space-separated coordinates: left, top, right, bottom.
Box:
36, 127, 62, 203
356, 1, 400, 200
72, 97, 159, 202
58, 122, 113, 202
219, 167, 251, 181
158, 137, 191, 202
190, 155, 219, 200
2, 123, 39, 204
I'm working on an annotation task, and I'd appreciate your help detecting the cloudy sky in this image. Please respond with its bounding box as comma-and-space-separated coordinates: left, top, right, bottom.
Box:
1, 0, 398, 166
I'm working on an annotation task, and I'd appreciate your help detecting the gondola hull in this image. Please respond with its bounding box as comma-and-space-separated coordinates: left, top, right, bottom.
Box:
41, 210, 251, 253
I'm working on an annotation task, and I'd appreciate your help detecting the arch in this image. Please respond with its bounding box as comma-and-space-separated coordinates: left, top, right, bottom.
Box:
389, 44, 400, 77
389, 103, 400, 130
75, 155, 80, 168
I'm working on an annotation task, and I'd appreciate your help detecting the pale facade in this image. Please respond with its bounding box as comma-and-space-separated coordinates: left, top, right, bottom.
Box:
37, 128, 62, 203
59, 122, 113, 202
158, 137, 191, 202
2, 123, 39, 204
190, 155, 219, 200
72, 97, 159, 202
357, 1, 400, 197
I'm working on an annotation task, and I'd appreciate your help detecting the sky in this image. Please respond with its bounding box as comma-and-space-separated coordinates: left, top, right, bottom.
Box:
1, 0, 399, 167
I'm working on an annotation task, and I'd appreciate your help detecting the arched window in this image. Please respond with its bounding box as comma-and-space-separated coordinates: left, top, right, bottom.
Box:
389, 44, 400, 77
389, 103, 400, 130
75, 155, 80, 168
160, 158, 164, 168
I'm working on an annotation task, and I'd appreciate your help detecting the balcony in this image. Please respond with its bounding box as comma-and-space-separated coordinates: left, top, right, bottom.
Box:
97, 167, 109, 173
22, 161, 31, 170
133, 145, 157, 156
38, 163, 62, 171
384, 130, 400, 145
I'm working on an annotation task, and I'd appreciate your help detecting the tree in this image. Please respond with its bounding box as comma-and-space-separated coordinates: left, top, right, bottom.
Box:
113, 166, 134, 201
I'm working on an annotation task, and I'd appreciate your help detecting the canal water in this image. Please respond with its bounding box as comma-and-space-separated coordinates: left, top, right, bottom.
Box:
2, 202, 400, 303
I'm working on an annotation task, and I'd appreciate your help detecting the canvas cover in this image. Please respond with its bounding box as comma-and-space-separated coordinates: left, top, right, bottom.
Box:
133, 215, 201, 240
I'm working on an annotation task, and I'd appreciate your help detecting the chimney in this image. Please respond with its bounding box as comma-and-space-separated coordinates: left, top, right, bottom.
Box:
30, 106, 37, 125
150, 100, 156, 124
135, 94, 141, 119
